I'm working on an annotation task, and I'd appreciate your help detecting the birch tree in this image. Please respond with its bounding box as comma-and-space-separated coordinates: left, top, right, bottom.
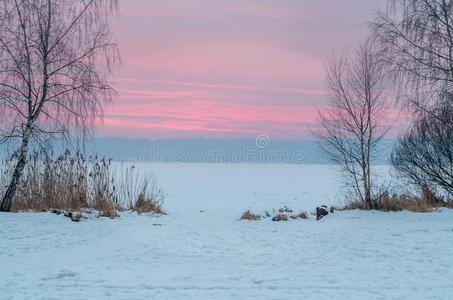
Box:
317, 38, 390, 208
0, 0, 119, 212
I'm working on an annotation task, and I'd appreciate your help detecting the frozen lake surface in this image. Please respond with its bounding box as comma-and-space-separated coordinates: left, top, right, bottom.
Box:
1, 163, 453, 299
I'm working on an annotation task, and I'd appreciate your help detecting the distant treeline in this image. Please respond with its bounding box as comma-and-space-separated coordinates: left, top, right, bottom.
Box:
0, 138, 396, 165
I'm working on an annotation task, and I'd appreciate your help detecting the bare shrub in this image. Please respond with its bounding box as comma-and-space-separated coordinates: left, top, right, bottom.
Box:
391, 99, 453, 197
240, 210, 261, 221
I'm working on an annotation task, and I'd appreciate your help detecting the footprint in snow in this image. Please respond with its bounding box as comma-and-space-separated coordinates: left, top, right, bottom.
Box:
42, 269, 79, 281
253, 279, 264, 285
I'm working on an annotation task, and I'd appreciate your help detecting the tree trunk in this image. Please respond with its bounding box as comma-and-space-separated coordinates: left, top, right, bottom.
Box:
363, 164, 372, 209
365, 184, 372, 209
0, 130, 32, 212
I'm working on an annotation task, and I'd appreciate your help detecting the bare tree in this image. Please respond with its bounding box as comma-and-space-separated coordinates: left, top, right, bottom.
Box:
373, 0, 453, 198
0, 0, 119, 212
317, 38, 390, 209
373, 0, 453, 120
391, 94, 453, 197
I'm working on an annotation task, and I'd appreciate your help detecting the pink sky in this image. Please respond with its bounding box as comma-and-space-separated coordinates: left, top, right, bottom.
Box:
101, 0, 387, 139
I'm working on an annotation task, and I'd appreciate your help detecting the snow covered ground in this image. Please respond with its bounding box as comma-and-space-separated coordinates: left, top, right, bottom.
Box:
1, 163, 453, 299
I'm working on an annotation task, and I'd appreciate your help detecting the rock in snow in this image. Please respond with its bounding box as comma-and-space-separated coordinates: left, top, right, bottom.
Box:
316, 205, 329, 221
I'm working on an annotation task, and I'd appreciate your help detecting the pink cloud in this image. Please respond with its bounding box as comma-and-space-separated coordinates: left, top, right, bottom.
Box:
101, 0, 391, 139
113, 78, 326, 96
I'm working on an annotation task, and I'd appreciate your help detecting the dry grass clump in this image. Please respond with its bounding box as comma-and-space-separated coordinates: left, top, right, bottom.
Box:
376, 194, 432, 212
340, 187, 452, 213
240, 210, 261, 221
113, 166, 165, 215
272, 213, 288, 222
133, 191, 165, 215
4, 151, 98, 212
94, 194, 119, 219
240, 207, 310, 222
0, 150, 165, 218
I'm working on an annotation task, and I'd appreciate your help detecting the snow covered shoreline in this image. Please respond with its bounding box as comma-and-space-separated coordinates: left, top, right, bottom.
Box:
1, 164, 452, 299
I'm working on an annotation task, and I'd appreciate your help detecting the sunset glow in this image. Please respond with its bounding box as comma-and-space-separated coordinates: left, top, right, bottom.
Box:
103, 0, 387, 139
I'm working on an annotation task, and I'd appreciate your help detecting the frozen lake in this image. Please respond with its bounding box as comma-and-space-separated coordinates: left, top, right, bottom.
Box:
1, 163, 453, 299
